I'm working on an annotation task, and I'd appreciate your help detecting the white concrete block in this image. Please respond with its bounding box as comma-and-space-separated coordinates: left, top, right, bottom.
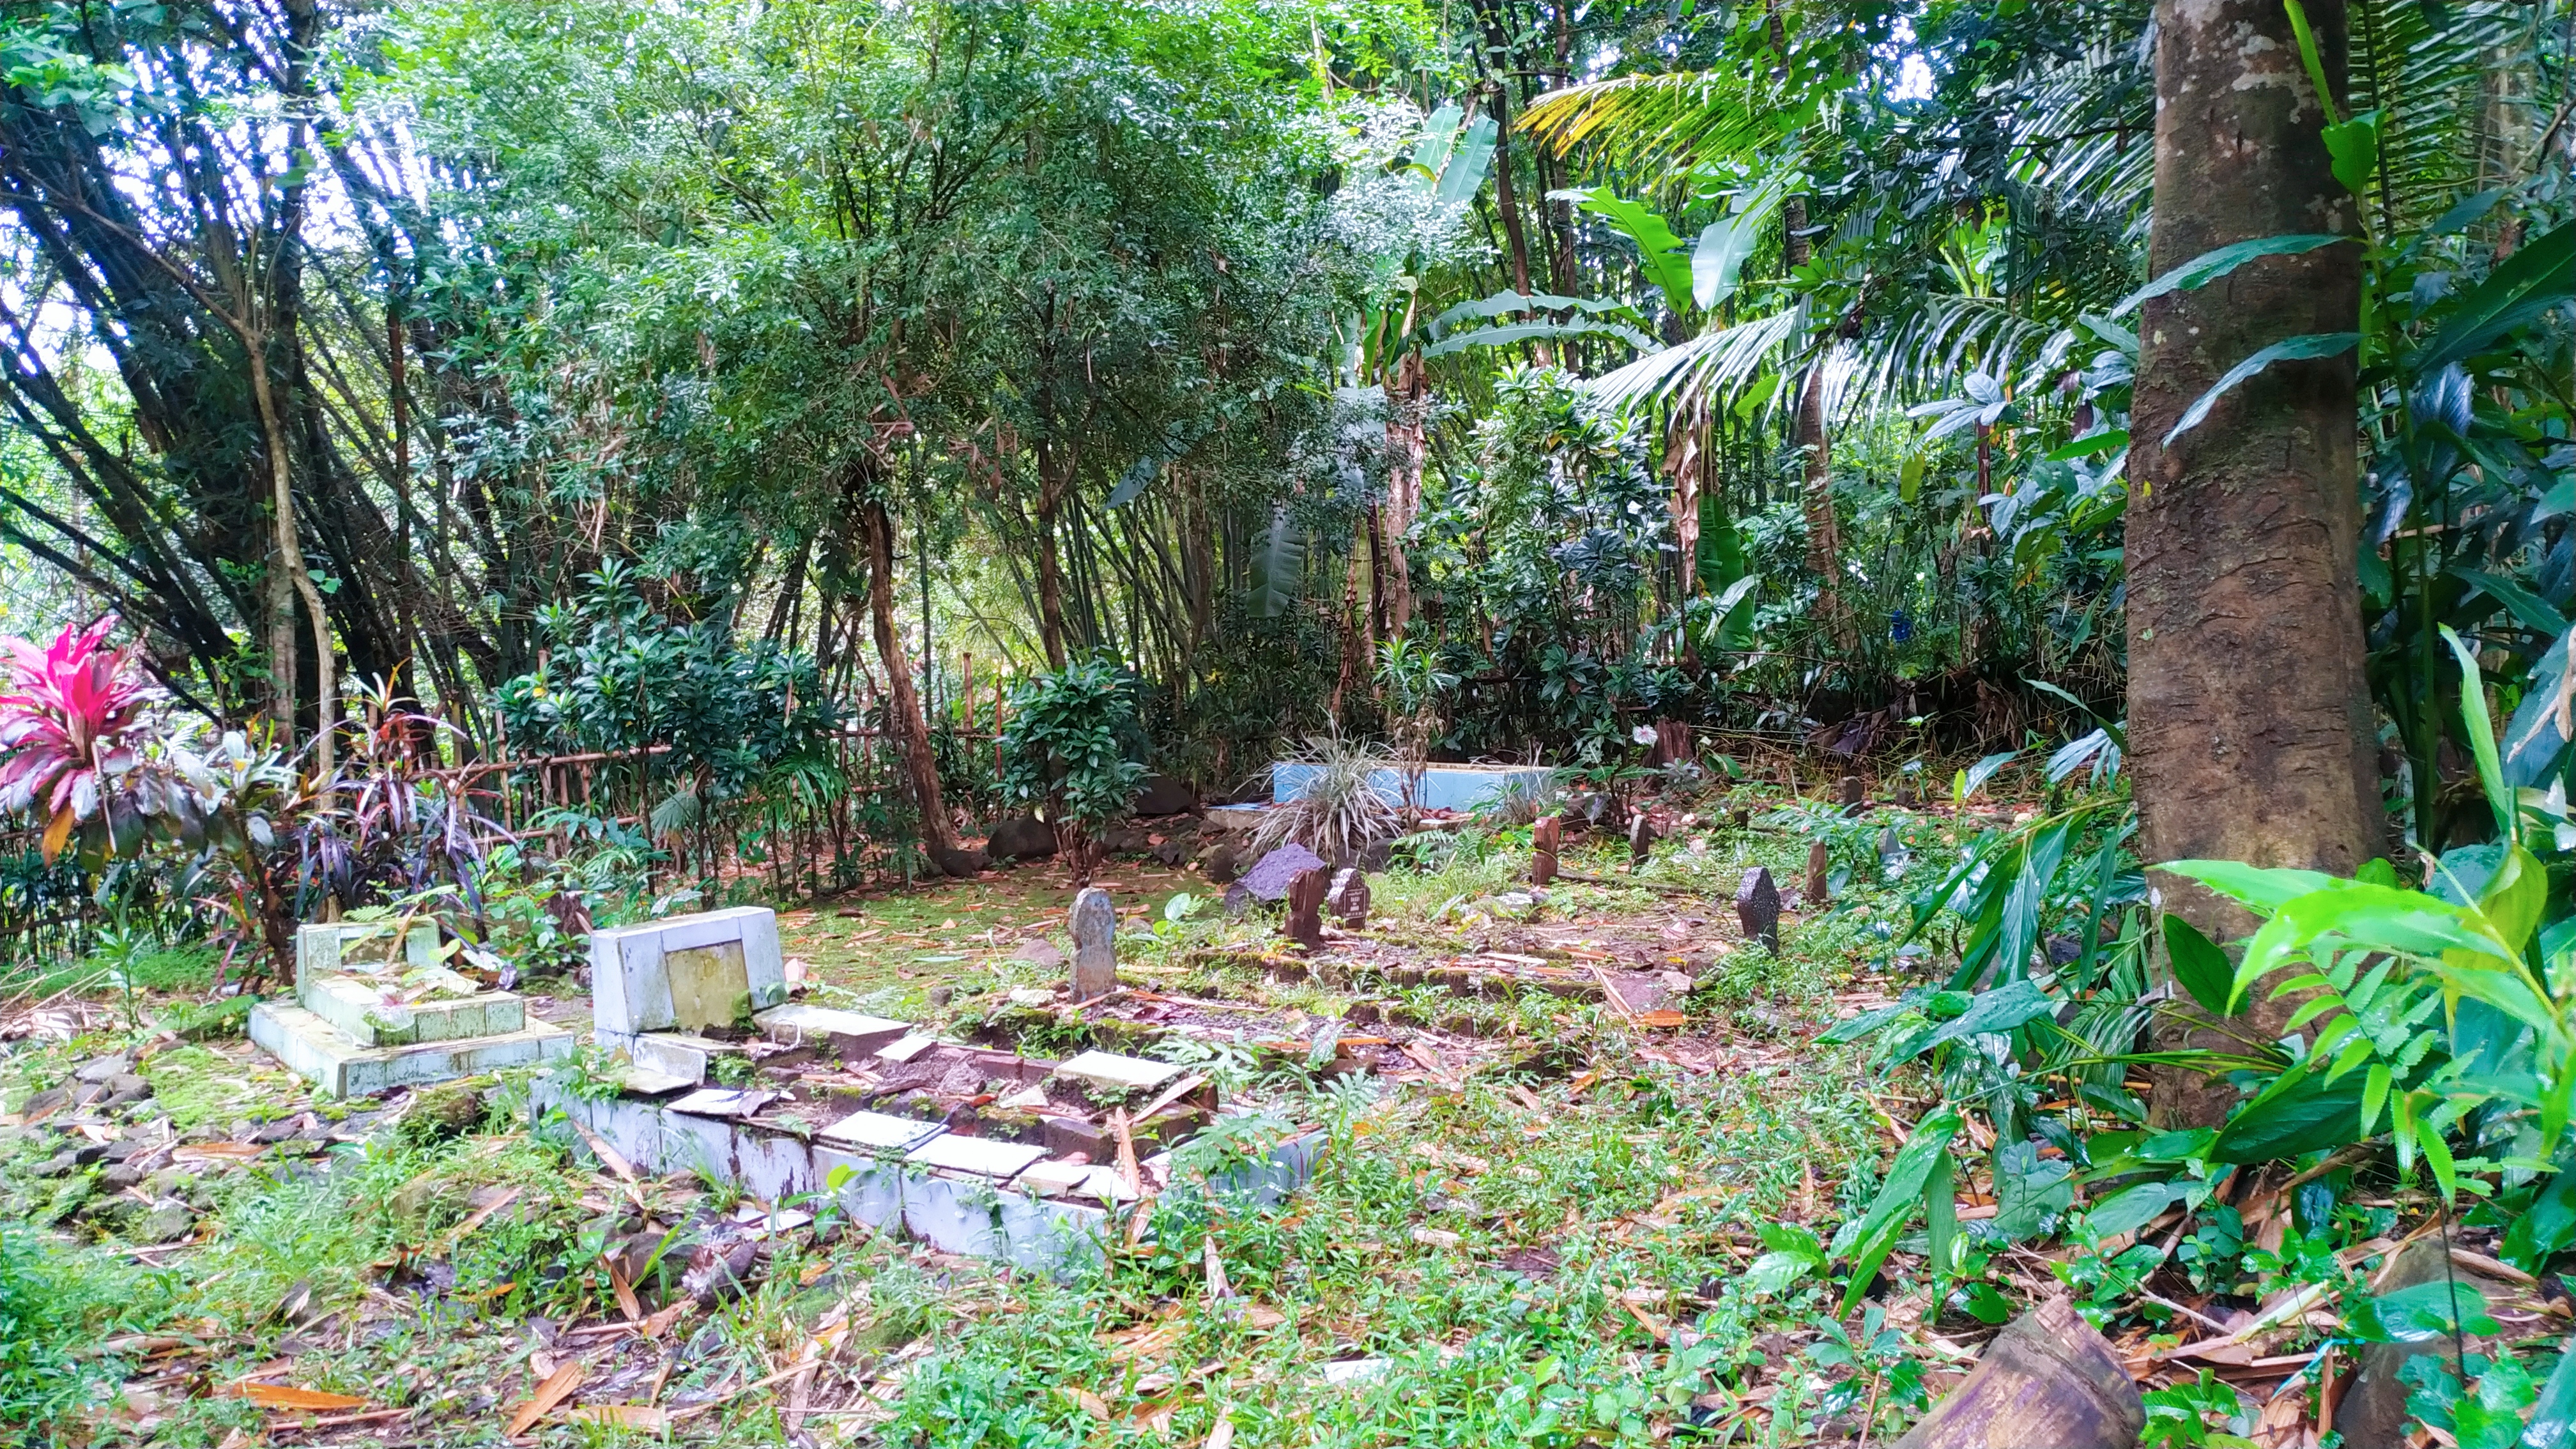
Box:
295, 920, 440, 993
1053, 1050, 1184, 1094
903, 1174, 1004, 1256
814, 1146, 908, 1229
753, 1004, 909, 1055
590, 906, 786, 1037
999, 1192, 1108, 1274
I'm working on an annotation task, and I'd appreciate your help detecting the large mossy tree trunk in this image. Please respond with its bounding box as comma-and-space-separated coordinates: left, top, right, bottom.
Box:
2128, 0, 2380, 1127
861, 494, 969, 875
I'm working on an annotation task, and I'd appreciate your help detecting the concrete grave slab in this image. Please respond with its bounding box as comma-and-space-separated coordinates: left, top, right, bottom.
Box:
903, 1173, 1006, 1257
300, 971, 525, 1047
906, 1133, 1046, 1181
589, 906, 786, 1038
1054, 1050, 1184, 1095
820, 1110, 946, 1154
596, 1031, 744, 1085
753, 1004, 910, 1055
294, 920, 440, 993
250, 999, 571, 1097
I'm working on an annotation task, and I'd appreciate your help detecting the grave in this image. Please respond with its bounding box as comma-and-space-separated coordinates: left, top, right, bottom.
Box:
1283, 866, 1328, 948
1736, 866, 1782, 953
250, 920, 574, 1096
1328, 868, 1370, 928
549, 905, 1323, 1273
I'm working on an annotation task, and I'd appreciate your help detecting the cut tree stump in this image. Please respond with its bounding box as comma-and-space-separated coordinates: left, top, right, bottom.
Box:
1890, 1296, 2142, 1449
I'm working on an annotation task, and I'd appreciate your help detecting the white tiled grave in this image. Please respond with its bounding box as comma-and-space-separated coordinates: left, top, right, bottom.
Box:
250, 921, 570, 1096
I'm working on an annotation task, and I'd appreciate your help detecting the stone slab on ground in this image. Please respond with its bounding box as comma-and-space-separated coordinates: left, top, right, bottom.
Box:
596, 1030, 746, 1085
1053, 1050, 1184, 1094
907, 1133, 1047, 1181
588, 906, 787, 1038
820, 1110, 946, 1153
1240, 844, 1327, 901
751, 1004, 910, 1055
250, 999, 572, 1097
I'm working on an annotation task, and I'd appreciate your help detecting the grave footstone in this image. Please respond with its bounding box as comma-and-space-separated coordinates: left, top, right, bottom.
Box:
1805, 839, 1832, 907
1627, 815, 1655, 874
1838, 774, 1866, 811
1894, 778, 1919, 807
1328, 868, 1370, 928
1284, 866, 1328, 949
1736, 867, 1781, 953
1223, 882, 1254, 918
1241, 843, 1326, 901
1531, 815, 1560, 885
1069, 887, 1118, 1002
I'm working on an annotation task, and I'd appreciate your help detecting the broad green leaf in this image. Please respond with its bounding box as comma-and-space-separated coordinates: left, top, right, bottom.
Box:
2346, 1279, 2501, 1344
1959, 751, 2019, 801
2443, 626, 2515, 843
2108, 234, 2350, 319
2158, 861, 2343, 913
2477, 845, 2549, 953
2043, 429, 2128, 461
1690, 188, 1780, 310
2522, 1335, 2576, 1449
2501, 1163, 2576, 1272
1246, 512, 1305, 619
2321, 111, 2380, 202
1839, 1107, 1962, 1314
2212, 1068, 2368, 1163
2450, 566, 2568, 637
1431, 115, 1496, 210
2089, 1179, 2190, 1238
1920, 978, 2059, 1051
2501, 622, 2576, 788
1421, 317, 1657, 358
2163, 915, 2236, 1016
2414, 217, 2576, 372
2161, 333, 2361, 447
1563, 188, 1694, 313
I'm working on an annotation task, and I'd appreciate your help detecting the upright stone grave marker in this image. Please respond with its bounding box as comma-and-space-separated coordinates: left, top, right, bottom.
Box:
1283, 867, 1328, 949
1627, 815, 1655, 874
1805, 839, 1832, 907
1531, 814, 1560, 885
1328, 868, 1370, 928
1069, 887, 1118, 1001
1736, 866, 1781, 954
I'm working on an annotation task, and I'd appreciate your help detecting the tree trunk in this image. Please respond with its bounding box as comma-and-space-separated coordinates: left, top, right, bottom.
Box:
863, 495, 969, 873
1034, 440, 1072, 669
2129, 0, 2378, 1128
1380, 348, 1425, 635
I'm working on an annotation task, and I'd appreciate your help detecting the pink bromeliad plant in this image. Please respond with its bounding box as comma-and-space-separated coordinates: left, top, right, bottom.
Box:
0, 618, 156, 861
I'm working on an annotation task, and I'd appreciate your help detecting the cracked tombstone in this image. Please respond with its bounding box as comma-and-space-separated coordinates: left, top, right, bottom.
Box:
1735, 867, 1781, 954
1069, 887, 1117, 1002
1283, 866, 1328, 949
1627, 814, 1655, 874
1804, 839, 1832, 907
1530, 814, 1560, 885
1328, 868, 1370, 929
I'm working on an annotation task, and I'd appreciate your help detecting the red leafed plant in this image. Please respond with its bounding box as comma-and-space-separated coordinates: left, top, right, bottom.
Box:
0, 617, 156, 861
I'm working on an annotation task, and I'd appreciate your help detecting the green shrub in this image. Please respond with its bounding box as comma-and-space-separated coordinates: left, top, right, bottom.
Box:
997, 652, 1149, 855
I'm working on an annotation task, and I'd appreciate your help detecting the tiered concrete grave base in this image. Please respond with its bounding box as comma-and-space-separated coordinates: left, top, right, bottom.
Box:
537, 1080, 1321, 1276
250, 1000, 573, 1097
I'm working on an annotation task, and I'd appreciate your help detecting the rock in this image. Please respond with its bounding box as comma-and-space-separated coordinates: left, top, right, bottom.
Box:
98, 1162, 146, 1191
1804, 839, 1832, 907
1042, 1116, 1107, 1161
1283, 866, 1328, 949
1889, 1296, 2141, 1448
1837, 774, 1866, 809
1895, 778, 1919, 806
73, 1054, 132, 1084
1200, 843, 1243, 884
2336, 1238, 2529, 1449
139, 1199, 194, 1243
1101, 827, 1153, 854
399, 1082, 489, 1145
986, 815, 1058, 861
1627, 815, 1655, 873
1133, 774, 1196, 816
1328, 869, 1370, 929
98, 1074, 152, 1113
1357, 838, 1393, 872
933, 846, 989, 877
1015, 938, 1068, 970
1736, 868, 1781, 953
928, 985, 955, 1008
1150, 840, 1187, 866
1241, 844, 1328, 901
1069, 887, 1118, 1002
1222, 883, 1254, 918
1531, 815, 1560, 885
34, 1144, 103, 1177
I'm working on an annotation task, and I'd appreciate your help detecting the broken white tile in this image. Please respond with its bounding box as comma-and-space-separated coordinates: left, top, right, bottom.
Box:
1052, 1050, 1183, 1094
997, 1084, 1050, 1111
820, 1110, 946, 1154
667, 1088, 776, 1118
877, 1033, 939, 1064
905, 1134, 1046, 1181
1320, 1359, 1392, 1386
1015, 1158, 1094, 1197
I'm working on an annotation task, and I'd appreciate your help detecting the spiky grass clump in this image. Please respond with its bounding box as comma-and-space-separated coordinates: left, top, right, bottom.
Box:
1252, 734, 1403, 865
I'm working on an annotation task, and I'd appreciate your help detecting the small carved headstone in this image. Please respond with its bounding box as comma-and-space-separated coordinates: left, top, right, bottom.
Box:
1736, 867, 1781, 953
1328, 868, 1370, 928
1223, 882, 1254, 918
1837, 774, 1866, 809
1805, 839, 1832, 907
1878, 825, 1905, 871
1284, 866, 1328, 949
1627, 814, 1655, 874
1894, 777, 1919, 808
1531, 814, 1561, 885
1068, 887, 1117, 1001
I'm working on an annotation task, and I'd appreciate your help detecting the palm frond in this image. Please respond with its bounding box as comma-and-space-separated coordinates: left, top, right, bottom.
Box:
1520, 72, 1795, 172
1588, 308, 1802, 413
